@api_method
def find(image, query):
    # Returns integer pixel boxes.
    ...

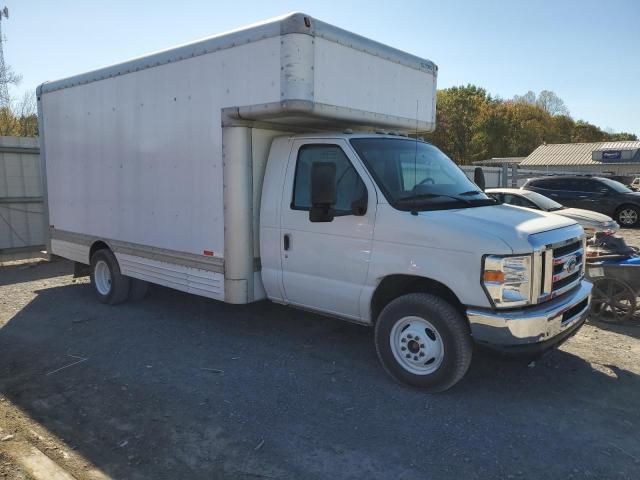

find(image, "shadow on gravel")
[586,317,640,341]
[0,259,71,287]
[1,277,640,480]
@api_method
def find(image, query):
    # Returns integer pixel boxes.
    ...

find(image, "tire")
[90,249,131,305]
[615,205,640,228]
[374,293,473,392]
[129,278,149,301]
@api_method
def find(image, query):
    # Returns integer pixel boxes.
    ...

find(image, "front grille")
[561,298,589,324]
[553,271,581,291]
[535,236,585,303]
[553,240,581,258]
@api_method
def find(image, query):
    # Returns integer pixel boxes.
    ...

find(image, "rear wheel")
[374,293,473,392]
[90,249,131,305]
[616,205,640,228]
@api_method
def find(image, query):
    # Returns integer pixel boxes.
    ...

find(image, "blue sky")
[8,0,640,135]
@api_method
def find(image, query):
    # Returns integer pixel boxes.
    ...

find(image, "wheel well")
[615,204,639,214]
[89,240,111,261]
[370,275,465,323]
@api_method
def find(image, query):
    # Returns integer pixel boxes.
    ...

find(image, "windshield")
[599,177,633,193]
[520,190,564,211]
[350,138,494,211]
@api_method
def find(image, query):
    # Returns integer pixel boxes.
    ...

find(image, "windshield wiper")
[398,193,473,206]
[458,190,482,196]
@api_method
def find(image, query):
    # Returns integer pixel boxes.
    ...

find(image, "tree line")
[0,58,39,137]
[0,92,38,137]
[425,85,638,165]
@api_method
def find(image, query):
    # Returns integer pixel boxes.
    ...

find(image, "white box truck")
[37,13,592,391]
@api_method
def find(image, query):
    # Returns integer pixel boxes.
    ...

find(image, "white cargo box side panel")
[42,37,281,261]
[313,37,436,126]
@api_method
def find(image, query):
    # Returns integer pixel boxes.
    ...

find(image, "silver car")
[487,188,618,236]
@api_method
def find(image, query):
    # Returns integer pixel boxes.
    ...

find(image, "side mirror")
[474,167,486,191]
[309,162,336,223]
[350,191,367,216]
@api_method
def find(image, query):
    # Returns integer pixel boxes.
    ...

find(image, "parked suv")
[522,176,640,227]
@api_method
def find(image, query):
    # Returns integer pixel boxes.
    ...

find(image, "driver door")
[279,139,377,320]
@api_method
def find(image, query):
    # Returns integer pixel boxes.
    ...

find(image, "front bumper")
[467,280,592,353]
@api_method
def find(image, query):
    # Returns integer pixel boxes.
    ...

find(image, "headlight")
[482,254,532,308]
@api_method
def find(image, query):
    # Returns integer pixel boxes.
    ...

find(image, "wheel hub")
[407,339,420,354]
[390,316,445,375]
[94,260,112,296]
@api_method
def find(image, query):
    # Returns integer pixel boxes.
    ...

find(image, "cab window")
[291,144,366,214]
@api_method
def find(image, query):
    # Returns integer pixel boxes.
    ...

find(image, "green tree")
[471,101,512,159]
[430,85,636,162]
[572,120,605,143]
[0,92,38,137]
[606,132,638,141]
[546,115,575,144]
[428,84,490,164]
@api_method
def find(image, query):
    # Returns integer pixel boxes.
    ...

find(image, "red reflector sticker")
[203,250,214,257]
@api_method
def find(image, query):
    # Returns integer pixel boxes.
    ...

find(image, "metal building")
[520,141,640,176]
[0,136,45,257]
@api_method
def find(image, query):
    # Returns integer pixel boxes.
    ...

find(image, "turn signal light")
[483,271,505,283]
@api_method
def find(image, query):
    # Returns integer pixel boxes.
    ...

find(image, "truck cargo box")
[38,12,437,303]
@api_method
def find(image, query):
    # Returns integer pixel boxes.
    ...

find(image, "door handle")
[283,234,291,251]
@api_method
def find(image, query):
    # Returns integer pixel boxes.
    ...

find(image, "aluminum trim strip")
[50,228,226,274]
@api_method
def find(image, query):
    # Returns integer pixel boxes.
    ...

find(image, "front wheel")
[374,293,473,392]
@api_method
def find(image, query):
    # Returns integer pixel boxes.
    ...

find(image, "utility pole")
[0,6,10,108]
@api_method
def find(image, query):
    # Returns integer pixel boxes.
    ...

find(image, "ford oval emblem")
[564,256,578,273]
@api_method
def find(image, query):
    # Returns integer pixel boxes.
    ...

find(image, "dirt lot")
[1,231,639,479]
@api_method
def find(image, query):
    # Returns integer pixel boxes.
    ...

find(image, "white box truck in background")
[38,13,591,391]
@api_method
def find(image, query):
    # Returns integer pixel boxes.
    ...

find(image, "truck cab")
[260,133,592,391]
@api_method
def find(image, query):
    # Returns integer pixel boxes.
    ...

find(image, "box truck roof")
[38,13,436,95]
[37,12,438,133]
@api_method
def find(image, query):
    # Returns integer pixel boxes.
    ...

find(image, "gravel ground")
[0,451,32,480]
[0,230,639,479]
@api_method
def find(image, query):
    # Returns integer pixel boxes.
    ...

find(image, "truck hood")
[412,204,579,254]
[438,204,576,236]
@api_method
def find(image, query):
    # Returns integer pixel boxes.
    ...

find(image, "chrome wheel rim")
[94,260,112,296]
[389,316,444,375]
[618,209,638,225]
